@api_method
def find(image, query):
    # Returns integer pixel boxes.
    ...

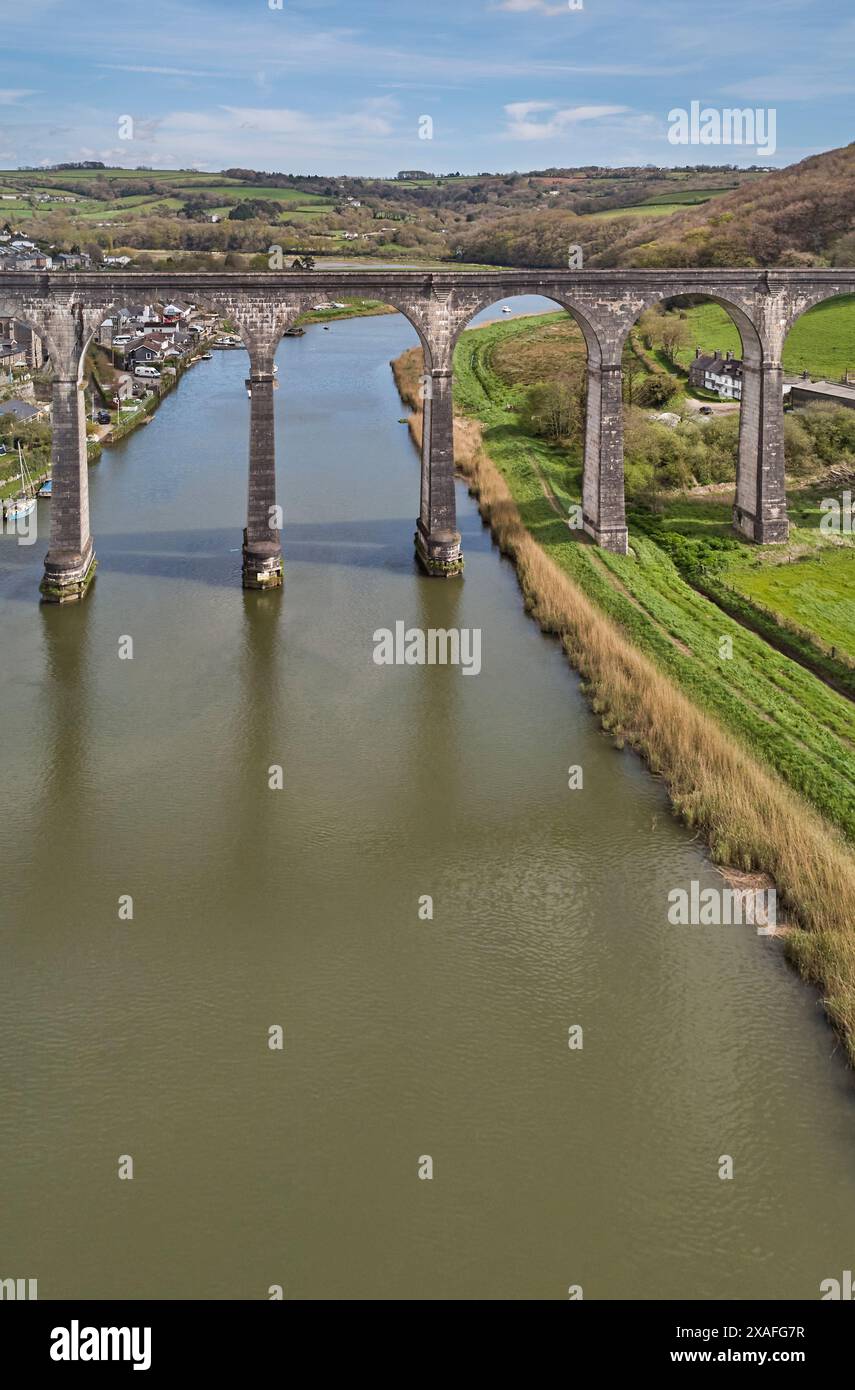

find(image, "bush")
[520,380,582,442]
[636,373,676,408]
[796,403,855,469]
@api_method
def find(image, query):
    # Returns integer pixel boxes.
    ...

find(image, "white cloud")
[216,101,395,141]
[494,0,569,14]
[99,64,221,78]
[0,90,38,105]
[504,101,555,120]
[65,99,406,171]
[504,101,629,139]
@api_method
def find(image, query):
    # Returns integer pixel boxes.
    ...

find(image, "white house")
[688,348,743,401]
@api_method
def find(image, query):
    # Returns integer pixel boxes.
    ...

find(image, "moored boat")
[4,444,36,520]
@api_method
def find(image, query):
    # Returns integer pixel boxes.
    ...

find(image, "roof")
[787,378,855,404]
[0,398,43,420]
[691,353,743,378]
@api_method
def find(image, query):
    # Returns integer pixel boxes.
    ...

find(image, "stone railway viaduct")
[1,268,853,600]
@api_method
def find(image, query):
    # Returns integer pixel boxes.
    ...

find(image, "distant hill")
[1,150,851,270]
[599,143,855,267]
[456,144,855,270]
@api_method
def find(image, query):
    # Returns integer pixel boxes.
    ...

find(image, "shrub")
[636,373,676,407]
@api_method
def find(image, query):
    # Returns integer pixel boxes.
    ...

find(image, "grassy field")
[170,185,330,203]
[725,548,855,660]
[589,185,741,220]
[590,204,686,220]
[639,187,735,205]
[0,169,334,228]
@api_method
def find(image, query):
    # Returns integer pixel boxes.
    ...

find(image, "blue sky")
[1,0,852,173]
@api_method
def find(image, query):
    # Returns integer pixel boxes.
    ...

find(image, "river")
[1,307,854,1300]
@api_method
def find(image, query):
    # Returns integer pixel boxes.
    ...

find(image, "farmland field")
[590,204,686,219]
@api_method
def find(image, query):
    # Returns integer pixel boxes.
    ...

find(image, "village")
[0,292,221,512]
[0,226,232,510]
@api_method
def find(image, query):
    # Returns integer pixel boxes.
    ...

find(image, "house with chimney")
[688,347,743,401]
[54,251,91,270]
[0,317,45,369]
[0,337,29,384]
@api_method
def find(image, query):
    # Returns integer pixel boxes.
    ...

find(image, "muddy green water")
[1,312,854,1300]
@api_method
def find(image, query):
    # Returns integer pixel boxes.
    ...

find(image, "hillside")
[455,144,855,270]
[600,143,855,268]
[0,163,767,267]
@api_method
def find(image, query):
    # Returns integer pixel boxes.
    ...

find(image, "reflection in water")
[36,601,96,918]
[410,576,465,821]
[230,590,287,886]
[39,599,93,820]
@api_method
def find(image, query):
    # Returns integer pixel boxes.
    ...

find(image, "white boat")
[4,443,36,520]
[501,306,512,314]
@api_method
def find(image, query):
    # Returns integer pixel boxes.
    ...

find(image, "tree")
[521,380,581,442]
[658,316,690,367]
[622,359,644,408]
[228,199,283,221]
[636,308,663,350]
[636,373,676,408]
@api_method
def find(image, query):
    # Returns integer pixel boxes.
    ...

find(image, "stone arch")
[779,284,855,344]
[0,297,67,377]
[448,288,603,366]
[0,295,53,390]
[78,298,144,376]
[619,289,786,544]
[367,292,435,370]
[447,289,626,551]
[780,288,855,366]
[616,289,763,367]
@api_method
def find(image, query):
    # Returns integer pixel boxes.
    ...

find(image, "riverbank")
[296,298,398,327]
[392,342,855,1065]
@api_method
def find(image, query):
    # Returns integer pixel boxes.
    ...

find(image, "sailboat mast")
[18,441,33,498]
